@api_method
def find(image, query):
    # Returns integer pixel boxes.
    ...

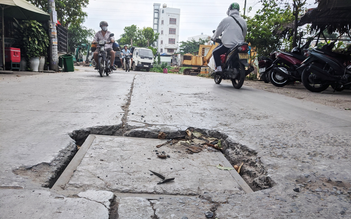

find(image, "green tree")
[119,25,159,47]
[28,0,89,27]
[68,24,95,53]
[246,0,295,57]
[142,27,159,47]
[179,39,207,55]
[148,46,157,57]
[119,25,138,46]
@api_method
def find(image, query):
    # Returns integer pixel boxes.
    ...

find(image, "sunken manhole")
[53,134,255,196]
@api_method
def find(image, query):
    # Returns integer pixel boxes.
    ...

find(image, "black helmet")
[99,21,108,27]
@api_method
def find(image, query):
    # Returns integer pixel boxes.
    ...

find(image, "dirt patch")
[244,80,351,110]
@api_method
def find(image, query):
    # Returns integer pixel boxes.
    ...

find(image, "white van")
[131,47,154,71]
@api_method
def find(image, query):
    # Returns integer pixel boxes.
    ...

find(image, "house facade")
[153,3,180,55]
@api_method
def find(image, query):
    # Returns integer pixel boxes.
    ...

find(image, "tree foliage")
[246,0,296,57]
[118,25,159,47]
[13,20,49,60]
[68,24,95,53]
[179,39,207,55]
[28,0,89,27]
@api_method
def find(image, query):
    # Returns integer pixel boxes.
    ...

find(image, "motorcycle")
[265,37,313,87]
[212,39,254,89]
[94,33,114,77]
[258,57,272,83]
[301,42,351,92]
[123,54,131,72]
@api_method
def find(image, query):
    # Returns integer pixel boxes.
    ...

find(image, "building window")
[170,18,176,24]
[154,13,158,18]
[161,40,163,45]
[161,20,164,25]
[161,49,163,52]
[167,49,174,53]
[169,38,175,44]
[169,28,176,35]
[161,30,163,35]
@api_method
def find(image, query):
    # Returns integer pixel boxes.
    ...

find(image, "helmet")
[229,2,240,11]
[99,21,108,27]
[124,45,128,48]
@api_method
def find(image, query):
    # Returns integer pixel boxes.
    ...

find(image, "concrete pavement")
[1,66,351,218]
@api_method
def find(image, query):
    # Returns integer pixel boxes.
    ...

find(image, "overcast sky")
[83,0,318,43]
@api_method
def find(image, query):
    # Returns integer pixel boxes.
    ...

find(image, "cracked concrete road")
[1,66,351,218]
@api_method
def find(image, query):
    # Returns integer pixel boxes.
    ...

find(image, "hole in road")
[13,125,274,192]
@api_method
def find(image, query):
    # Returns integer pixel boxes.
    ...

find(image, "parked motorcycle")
[212,39,254,89]
[301,42,351,92]
[265,37,313,87]
[94,33,114,77]
[258,57,272,83]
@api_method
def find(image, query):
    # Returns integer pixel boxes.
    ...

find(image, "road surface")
[0,67,350,218]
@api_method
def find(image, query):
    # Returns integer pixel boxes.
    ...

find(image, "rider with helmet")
[120,45,132,69]
[211,3,247,73]
[92,21,116,70]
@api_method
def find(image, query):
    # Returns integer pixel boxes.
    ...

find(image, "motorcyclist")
[120,45,132,69]
[211,3,247,73]
[92,21,116,70]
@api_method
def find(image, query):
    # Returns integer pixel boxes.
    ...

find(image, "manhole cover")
[53,135,252,195]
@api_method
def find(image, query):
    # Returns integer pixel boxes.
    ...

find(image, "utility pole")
[292,1,299,48]
[48,0,58,71]
[244,0,247,16]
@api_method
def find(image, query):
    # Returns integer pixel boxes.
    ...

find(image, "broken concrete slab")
[55,135,247,200]
[117,196,215,219]
[117,197,155,219]
[78,190,115,210]
[0,189,109,219]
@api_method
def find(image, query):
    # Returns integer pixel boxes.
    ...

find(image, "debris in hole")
[205,211,214,218]
[158,132,167,139]
[217,139,222,149]
[233,165,239,171]
[216,164,234,171]
[185,129,192,139]
[193,131,202,138]
[237,162,244,174]
[204,142,221,151]
[185,146,202,154]
[149,170,175,185]
[156,139,171,148]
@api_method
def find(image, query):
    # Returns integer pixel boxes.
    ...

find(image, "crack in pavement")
[147,199,160,219]
[121,75,136,133]
[108,195,118,219]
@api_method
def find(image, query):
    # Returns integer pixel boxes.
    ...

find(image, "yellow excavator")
[182,43,218,75]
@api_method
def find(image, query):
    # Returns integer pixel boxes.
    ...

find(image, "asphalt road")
[0,67,350,218]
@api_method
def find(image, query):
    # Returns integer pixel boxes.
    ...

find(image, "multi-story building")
[153,3,180,55]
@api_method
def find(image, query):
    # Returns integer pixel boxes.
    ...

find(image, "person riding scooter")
[92,21,116,70]
[120,45,132,69]
[211,2,247,73]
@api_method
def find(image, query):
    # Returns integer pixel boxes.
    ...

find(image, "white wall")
[154,5,180,55]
